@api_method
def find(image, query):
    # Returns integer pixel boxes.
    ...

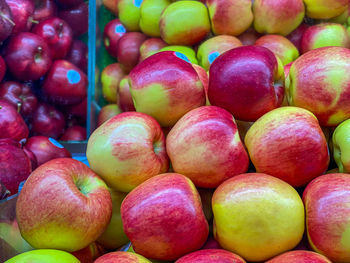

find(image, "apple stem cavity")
[17,102,22,113]
[153,141,161,155]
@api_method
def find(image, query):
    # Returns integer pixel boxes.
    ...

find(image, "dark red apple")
[0,55,6,82]
[103,19,126,58]
[24,135,71,166]
[0,99,29,142]
[32,16,73,59]
[5,0,34,35]
[42,60,87,105]
[65,39,87,73]
[0,81,38,117]
[0,179,10,200]
[22,146,38,170]
[31,103,66,139]
[33,0,57,22]
[4,32,52,81]
[0,138,32,195]
[60,125,86,141]
[56,0,83,8]
[64,97,87,120]
[58,2,88,37]
[0,0,14,43]
[287,23,309,53]
[117,32,147,72]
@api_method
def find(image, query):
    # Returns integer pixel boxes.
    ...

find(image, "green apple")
[159,45,198,64]
[333,119,350,173]
[5,249,80,263]
[118,0,143,31]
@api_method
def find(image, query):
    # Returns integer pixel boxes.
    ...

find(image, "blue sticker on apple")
[115,24,126,34]
[208,51,220,64]
[133,0,143,7]
[67,69,81,84]
[175,52,190,63]
[49,138,64,149]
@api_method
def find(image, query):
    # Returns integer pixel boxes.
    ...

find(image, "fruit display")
[3,0,350,262]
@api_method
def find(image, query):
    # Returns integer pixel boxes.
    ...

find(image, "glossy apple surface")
[103,18,126,58]
[58,2,88,37]
[117,0,142,31]
[5,0,34,35]
[5,249,80,263]
[0,0,14,42]
[175,249,246,263]
[266,250,332,263]
[65,39,88,73]
[33,0,57,22]
[303,0,348,19]
[94,251,151,263]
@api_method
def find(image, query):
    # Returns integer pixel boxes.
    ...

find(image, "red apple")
[121,173,209,261]
[266,250,332,263]
[139,38,167,62]
[4,32,52,81]
[24,135,71,166]
[103,19,126,59]
[167,106,249,188]
[16,158,113,252]
[175,249,246,263]
[237,27,262,46]
[0,139,32,195]
[117,32,147,72]
[0,99,29,142]
[60,125,86,141]
[64,97,87,121]
[287,23,309,53]
[0,55,6,82]
[33,0,57,22]
[101,63,126,103]
[56,0,83,8]
[42,60,87,105]
[22,146,38,170]
[71,242,104,263]
[201,236,222,250]
[97,104,122,126]
[0,0,14,43]
[5,0,34,35]
[118,75,135,112]
[65,39,88,73]
[58,2,88,37]
[0,81,38,117]
[208,45,284,122]
[94,251,151,263]
[31,103,66,139]
[32,17,73,59]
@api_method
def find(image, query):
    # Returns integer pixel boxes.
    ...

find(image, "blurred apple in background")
[86,112,169,192]
[129,51,205,127]
[24,136,71,166]
[5,249,80,263]
[303,0,348,19]
[167,106,249,188]
[332,118,350,173]
[56,0,83,8]
[201,235,222,250]
[175,249,246,263]
[5,0,34,35]
[118,75,136,112]
[117,0,142,31]
[16,158,112,252]
[139,38,167,61]
[33,0,57,22]
[303,173,350,262]
[286,47,350,126]
[0,0,14,43]
[103,0,119,16]
[71,242,104,263]
[65,40,88,73]
[121,173,209,261]
[245,107,329,187]
[101,63,125,103]
[287,23,309,53]
[4,32,52,81]
[0,99,28,142]
[207,0,253,36]
[197,35,242,71]
[0,56,6,82]
[58,1,88,37]
[60,125,86,141]
[212,173,304,262]
[208,45,284,122]
[64,98,87,121]
[103,19,126,59]
[94,251,151,263]
[237,27,261,45]
[159,1,210,46]
[197,188,213,222]
[22,146,38,170]
[301,23,350,53]
[159,45,198,64]
[97,104,122,126]
[266,250,332,263]
[255,35,299,65]
[253,0,304,36]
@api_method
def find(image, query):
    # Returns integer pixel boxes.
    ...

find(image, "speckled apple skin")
[175,249,245,263]
[94,251,151,263]
[303,0,348,19]
[266,250,332,263]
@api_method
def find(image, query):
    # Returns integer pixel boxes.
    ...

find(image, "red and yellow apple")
[333,118,350,173]
[118,75,136,112]
[97,104,122,126]
[303,0,348,19]
[175,249,246,263]
[266,250,332,263]
[139,38,167,62]
[101,63,126,103]
[94,251,151,263]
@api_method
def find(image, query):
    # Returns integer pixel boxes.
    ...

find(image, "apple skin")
[97,189,129,249]
[103,0,119,15]
[303,173,350,262]
[24,136,71,166]
[201,235,222,250]
[32,17,73,60]
[129,51,205,127]
[101,63,126,103]
[31,103,66,139]
[58,2,88,37]
[244,107,329,187]
[212,173,305,262]
[0,139,32,195]
[5,0,34,35]
[60,125,86,141]
[0,99,29,142]
[255,35,299,66]
[121,173,209,261]
[117,32,147,73]
[139,38,167,62]
[191,64,209,105]
[0,0,14,43]
[4,249,80,263]
[0,55,6,81]
[253,0,305,36]
[33,0,57,22]
[266,250,332,263]
[97,104,122,126]
[286,46,350,126]
[65,39,88,73]
[237,28,262,46]
[118,75,136,112]
[42,60,87,106]
[332,118,350,173]
[159,1,211,46]
[301,23,350,54]
[286,23,309,53]
[284,62,292,78]
[64,97,87,121]
[86,112,169,192]
[0,81,38,117]
[94,251,151,263]
[71,242,104,263]
[175,249,246,263]
[159,45,198,65]
[303,0,348,19]
[103,19,126,59]
[139,0,170,37]
[197,35,242,71]
[4,32,52,81]
[117,0,142,31]
[166,106,249,188]
[16,158,112,252]
[207,0,253,36]
[208,45,284,122]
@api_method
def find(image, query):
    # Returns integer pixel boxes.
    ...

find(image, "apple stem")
[0,106,2,109]
[0,13,15,26]
[31,19,39,24]
[17,102,22,113]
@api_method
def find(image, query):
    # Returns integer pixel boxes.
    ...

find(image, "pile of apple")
[5,0,350,262]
